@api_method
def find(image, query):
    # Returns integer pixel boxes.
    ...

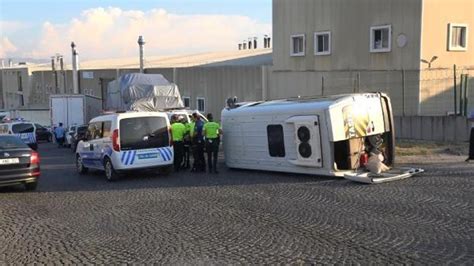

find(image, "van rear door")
[119,117,169,150]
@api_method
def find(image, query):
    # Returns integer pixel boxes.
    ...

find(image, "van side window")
[87,122,103,140]
[102,121,112,138]
[0,125,9,134]
[267,124,285,157]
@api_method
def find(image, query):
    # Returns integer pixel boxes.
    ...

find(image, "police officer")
[170,115,186,172]
[182,117,191,169]
[191,113,206,172]
[203,113,222,173]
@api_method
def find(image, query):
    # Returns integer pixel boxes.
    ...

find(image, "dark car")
[0,135,40,191]
[70,125,88,152]
[35,123,52,142]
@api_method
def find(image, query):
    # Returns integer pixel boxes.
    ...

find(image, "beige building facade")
[271,0,473,116]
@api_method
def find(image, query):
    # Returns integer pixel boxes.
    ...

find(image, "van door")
[80,122,103,169]
[285,115,323,168]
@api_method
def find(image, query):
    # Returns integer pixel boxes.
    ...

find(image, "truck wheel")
[104,158,118,181]
[76,155,88,174]
[25,181,38,191]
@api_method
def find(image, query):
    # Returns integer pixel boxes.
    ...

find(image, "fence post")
[459,74,464,116]
[453,64,457,115]
[402,69,406,116]
[357,72,360,92]
[321,75,325,96]
[464,74,469,116]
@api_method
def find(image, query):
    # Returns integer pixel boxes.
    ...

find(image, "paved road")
[0,143,472,264]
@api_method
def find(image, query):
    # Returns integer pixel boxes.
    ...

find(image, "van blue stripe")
[164,148,171,160]
[162,149,169,161]
[130,151,136,165]
[125,151,132,165]
[121,151,127,164]
[159,148,169,161]
[167,147,173,159]
[158,149,167,161]
[164,148,171,161]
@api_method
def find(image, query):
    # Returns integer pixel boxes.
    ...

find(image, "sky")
[0,0,272,61]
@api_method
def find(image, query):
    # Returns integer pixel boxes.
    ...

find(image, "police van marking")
[119,147,173,165]
[15,133,36,144]
[121,151,137,165]
[157,147,172,161]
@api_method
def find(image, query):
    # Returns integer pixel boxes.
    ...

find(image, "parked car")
[35,123,52,142]
[70,125,88,152]
[65,125,77,147]
[76,111,173,181]
[0,121,38,150]
[0,135,40,190]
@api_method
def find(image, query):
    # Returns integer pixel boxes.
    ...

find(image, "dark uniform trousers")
[173,141,184,171]
[192,139,206,171]
[206,138,219,171]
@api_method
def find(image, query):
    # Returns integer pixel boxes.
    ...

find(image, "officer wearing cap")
[203,113,222,173]
[170,115,186,172]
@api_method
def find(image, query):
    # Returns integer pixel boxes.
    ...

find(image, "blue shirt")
[194,120,204,141]
[54,126,65,138]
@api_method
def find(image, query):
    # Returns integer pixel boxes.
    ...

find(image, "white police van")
[75,111,173,181]
[0,120,38,150]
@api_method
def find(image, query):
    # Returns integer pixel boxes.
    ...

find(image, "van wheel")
[76,155,88,174]
[104,158,118,181]
[25,181,37,191]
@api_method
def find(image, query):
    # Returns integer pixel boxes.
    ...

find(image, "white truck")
[50,94,102,129]
[221,92,423,184]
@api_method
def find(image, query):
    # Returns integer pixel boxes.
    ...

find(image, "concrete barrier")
[395,116,470,142]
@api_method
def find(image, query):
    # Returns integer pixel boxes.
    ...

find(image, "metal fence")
[288,67,474,116]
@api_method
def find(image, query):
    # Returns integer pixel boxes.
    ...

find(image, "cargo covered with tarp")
[105,73,184,111]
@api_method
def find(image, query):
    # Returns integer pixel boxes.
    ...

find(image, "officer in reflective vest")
[203,113,222,173]
[171,115,186,172]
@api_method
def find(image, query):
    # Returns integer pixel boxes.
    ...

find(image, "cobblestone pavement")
[0,143,472,264]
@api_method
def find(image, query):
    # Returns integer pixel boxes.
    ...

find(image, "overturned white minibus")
[221,93,422,183]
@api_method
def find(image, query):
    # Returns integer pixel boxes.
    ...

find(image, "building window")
[314,31,331,55]
[267,125,285,157]
[448,23,468,51]
[197,97,205,112]
[183,96,190,108]
[370,25,391,53]
[290,34,305,56]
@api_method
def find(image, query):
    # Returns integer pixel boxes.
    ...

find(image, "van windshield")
[12,123,35,133]
[120,117,169,150]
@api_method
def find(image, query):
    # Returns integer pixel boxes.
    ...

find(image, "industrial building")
[0,0,473,140]
[271,0,473,116]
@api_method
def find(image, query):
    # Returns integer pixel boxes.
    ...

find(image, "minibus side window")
[267,124,285,157]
